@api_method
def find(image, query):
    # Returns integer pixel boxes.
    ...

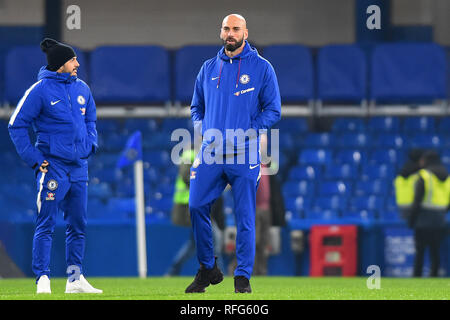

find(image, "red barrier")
[310,225,357,276]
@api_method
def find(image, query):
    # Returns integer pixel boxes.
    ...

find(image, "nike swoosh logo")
[211,77,219,80]
[51,100,61,105]
[249,164,260,169]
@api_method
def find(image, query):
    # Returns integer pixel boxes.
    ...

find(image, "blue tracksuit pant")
[33,165,87,279]
[189,155,260,280]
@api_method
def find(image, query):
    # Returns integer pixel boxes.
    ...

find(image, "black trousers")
[413,228,446,277]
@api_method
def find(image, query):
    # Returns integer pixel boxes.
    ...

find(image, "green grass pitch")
[0,276,449,300]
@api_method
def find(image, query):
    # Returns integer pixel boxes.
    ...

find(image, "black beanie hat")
[421,150,441,166]
[40,38,76,71]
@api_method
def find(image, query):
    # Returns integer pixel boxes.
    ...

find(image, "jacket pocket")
[76,137,92,159]
[50,134,75,161]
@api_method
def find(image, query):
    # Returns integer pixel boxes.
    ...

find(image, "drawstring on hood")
[216,40,254,89]
[216,60,223,89]
[236,58,241,88]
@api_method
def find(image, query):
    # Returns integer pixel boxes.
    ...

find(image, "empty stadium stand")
[89,46,170,104]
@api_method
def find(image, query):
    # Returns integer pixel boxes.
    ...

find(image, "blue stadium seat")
[155,181,175,197]
[107,197,135,219]
[144,132,174,151]
[385,195,398,212]
[350,196,385,212]
[441,149,450,165]
[361,164,395,180]
[161,118,193,132]
[282,180,315,198]
[279,132,295,151]
[5,45,87,105]
[312,196,347,212]
[367,116,401,133]
[164,165,179,180]
[114,176,135,198]
[87,198,110,219]
[369,149,403,166]
[323,164,358,180]
[0,45,11,106]
[336,133,370,149]
[402,116,436,134]
[123,119,158,134]
[273,118,309,133]
[304,133,336,149]
[90,46,170,104]
[0,151,20,168]
[90,167,123,184]
[174,45,222,104]
[439,134,450,150]
[262,45,314,103]
[342,210,376,222]
[298,149,332,165]
[88,181,113,200]
[92,152,121,168]
[148,195,173,213]
[370,43,447,102]
[331,117,366,132]
[319,181,352,196]
[10,182,35,207]
[379,210,402,222]
[317,45,367,102]
[288,165,322,180]
[143,150,170,167]
[277,152,290,174]
[304,209,339,220]
[409,134,442,149]
[284,196,312,217]
[334,150,367,166]
[371,133,408,149]
[354,179,388,197]
[438,117,450,133]
[96,119,122,133]
[100,132,129,152]
[144,166,160,185]
[0,120,15,151]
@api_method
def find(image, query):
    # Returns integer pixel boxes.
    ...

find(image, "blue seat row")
[1,43,447,106]
[298,149,405,167]
[285,194,397,217]
[288,163,397,181]
[289,208,401,222]
[283,179,392,198]
[91,116,450,135]
[330,116,446,133]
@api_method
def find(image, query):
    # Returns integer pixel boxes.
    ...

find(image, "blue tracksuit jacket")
[8,66,98,279]
[191,40,281,156]
[8,66,98,180]
[189,41,281,280]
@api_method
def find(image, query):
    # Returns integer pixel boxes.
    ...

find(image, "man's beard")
[223,37,244,52]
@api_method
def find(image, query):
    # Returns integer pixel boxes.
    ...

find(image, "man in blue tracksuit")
[185,14,281,293]
[8,38,102,294]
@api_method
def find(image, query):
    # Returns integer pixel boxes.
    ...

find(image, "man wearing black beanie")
[8,38,102,294]
[40,38,78,72]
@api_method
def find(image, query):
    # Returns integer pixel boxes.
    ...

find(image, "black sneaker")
[234,276,252,293]
[185,257,223,293]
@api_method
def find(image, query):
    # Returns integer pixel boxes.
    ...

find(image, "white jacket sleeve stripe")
[9,80,42,126]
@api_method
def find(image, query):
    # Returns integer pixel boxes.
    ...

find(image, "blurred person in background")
[253,133,272,275]
[395,149,425,221]
[409,150,450,277]
[167,148,225,276]
[8,38,101,294]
